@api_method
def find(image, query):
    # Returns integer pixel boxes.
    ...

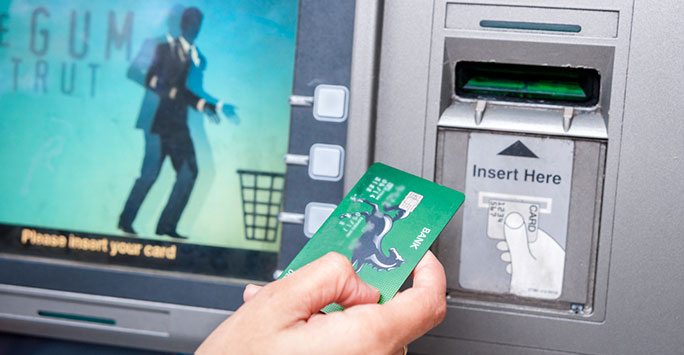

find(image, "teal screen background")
[0,0,298,252]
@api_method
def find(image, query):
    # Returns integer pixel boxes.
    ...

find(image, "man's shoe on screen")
[118,221,137,235]
[156,228,189,239]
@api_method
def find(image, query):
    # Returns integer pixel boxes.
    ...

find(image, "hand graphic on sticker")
[497,212,565,299]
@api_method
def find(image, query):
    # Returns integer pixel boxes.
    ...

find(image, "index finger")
[247,252,380,324]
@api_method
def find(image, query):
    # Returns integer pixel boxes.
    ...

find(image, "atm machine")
[1,0,683,354]
[342,1,683,353]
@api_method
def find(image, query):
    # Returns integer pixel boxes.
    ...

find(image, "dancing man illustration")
[118,7,235,239]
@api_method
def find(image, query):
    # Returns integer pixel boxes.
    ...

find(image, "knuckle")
[415,291,447,328]
[428,293,447,326]
[433,297,447,325]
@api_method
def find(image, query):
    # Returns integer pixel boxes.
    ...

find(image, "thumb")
[503,213,534,265]
[256,252,380,320]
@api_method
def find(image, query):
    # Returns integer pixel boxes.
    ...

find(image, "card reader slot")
[455,62,600,107]
[438,102,608,140]
[37,310,116,325]
[479,20,581,33]
[0,286,171,334]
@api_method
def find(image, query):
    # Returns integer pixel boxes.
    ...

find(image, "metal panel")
[418,1,684,352]
[0,255,246,310]
[435,129,605,311]
[344,0,385,193]
[278,0,357,270]
[371,0,684,354]
[398,0,684,354]
[374,1,436,176]
[411,335,577,354]
[445,4,619,38]
[0,285,229,353]
[438,37,616,133]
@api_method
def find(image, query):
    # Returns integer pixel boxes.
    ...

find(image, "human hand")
[205,103,220,124]
[499,212,565,299]
[218,101,240,125]
[196,251,447,355]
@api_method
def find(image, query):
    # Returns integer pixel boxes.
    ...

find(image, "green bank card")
[280,163,465,312]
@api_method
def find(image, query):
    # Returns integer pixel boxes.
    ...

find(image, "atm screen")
[0,0,298,281]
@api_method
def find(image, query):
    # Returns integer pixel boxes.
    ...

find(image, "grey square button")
[308,144,345,181]
[304,202,337,238]
[313,85,349,122]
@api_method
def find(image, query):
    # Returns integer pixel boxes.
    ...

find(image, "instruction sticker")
[459,133,574,300]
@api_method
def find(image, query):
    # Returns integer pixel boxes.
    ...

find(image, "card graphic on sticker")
[280,163,465,312]
[487,199,540,243]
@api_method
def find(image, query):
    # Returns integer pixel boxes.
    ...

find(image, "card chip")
[399,191,423,213]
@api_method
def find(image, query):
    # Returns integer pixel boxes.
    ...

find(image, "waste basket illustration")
[237,170,285,242]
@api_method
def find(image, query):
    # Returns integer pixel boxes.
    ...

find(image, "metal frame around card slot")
[433,128,606,320]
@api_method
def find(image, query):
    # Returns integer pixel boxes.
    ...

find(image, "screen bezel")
[0,253,247,310]
[0,0,358,315]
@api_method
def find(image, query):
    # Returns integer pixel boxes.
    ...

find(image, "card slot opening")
[455,61,600,107]
[480,20,582,33]
[38,310,116,325]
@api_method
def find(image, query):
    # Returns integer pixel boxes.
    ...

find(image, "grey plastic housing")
[352,0,684,354]
[3,1,684,354]
[435,129,605,312]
